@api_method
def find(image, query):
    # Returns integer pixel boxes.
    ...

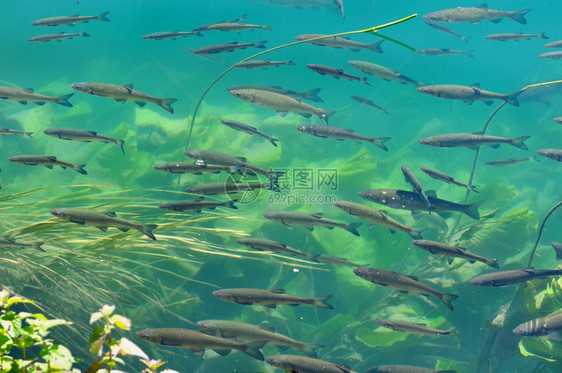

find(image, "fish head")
[266,355,287,368]
[50,208,69,219]
[184,150,201,159]
[333,200,350,212]
[359,189,388,205]
[71,82,91,93]
[43,128,55,136]
[212,289,234,302]
[229,89,254,103]
[417,85,440,97]
[375,320,390,328]
[423,12,448,22]
[352,266,370,280]
[418,137,440,147]
[262,211,277,221]
[136,329,163,344]
[296,125,309,133]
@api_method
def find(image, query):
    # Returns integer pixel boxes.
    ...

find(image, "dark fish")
[417,84,521,106]
[423,5,530,24]
[545,41,562,48]
[359,189,484,219]
[186,41,267,55]
[0,86,73,107]
[263,211,361,236]
[350,95,388,114]
[28,32,90,42]
[297,125,390,151]
[220,119,279,147]
[226,85,323,103]
[136,328,265,360]
[315,255,360,268]
[415,48,473,57]
[142,31,199,40]
[539,51,562,60]
[537,148,562,162]
[213,288,333,309]
[485,32,548,42]
[295,33,383,53]
[153,162,234,174]
[197,320,323,357]
[412,239,499,268]
[485,156,540,166]
[71,82,176,113]
[424,21,468,42]
[267,354,358,373]
[201,22,271,32]
[348,60,422,87]
[420,167,478,193]
[0,128,33,137]
[51,208,157,240]
[469,268,562,287]
[185,181,269,195]
[236,237,316,261]
[9,155,86,175]
[513,310,562,336]
[401,165,434,213]
[553,242,562,261]
[353,267,458,310]
[43,128,124,154]
[376,319,454,336]
[366,366,456,373]
[31,11,110,26]
[334,200,425,239]
[419,133,530,150]
[0,238,45,252]
[233,59,295,70]
[159,197,237,212]
[306,64,370,85]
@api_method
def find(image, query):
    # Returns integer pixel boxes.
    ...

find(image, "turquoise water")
[1,1,562,372]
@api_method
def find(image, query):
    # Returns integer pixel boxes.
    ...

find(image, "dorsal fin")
[23,88,34,93]
[469,82,481,88]
[103,212,117,217]
[123,84,134,90]
[426,190,438,198]
[270,289,285,294]
[405,274,419,281]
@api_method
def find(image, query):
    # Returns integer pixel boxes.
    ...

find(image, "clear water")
[1,1,561,372]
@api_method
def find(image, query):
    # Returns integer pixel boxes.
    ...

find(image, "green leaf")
[117,337,148,359]
[5,297,34,308]
[518,336,562,363]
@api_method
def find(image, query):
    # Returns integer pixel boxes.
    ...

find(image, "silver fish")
[186,41,266,55]
[0,128,33,137]
[263,211,361,236]
[537,148,562,162]
[43,128,124,154]
[213,288,333,309]
[539,51,562,60]
[417,84,521,106]
[307,64,369,85]
[233,59,295,70]
[0,238,44,252]
[401,165,434,213]
[226,85,323,103]
[350,95,388,114]
[153,162,234,174]
[295,33,383,53]
[267,354,358,373]
[553,242,562,261]
[469,268,562,287]
[544,41,562,48]
[376,319,454,336]
[366,366,456,373]
[142,31,199,40]
[201,22,271,32]
[419,167,478,193]
[424,21,468,43]
[419,133,530,150]
[0,86,73,107]
[159,197,237,212]
[348,60,422,87]
[192,14,247,33]
[485,156,540,166]
[185,181,269,195]
[423,5,530,24]
[9,155,86,175]
[31,11,110,26]
[236,237,316,261]
[220,119,279,147]
[297,125,390,151]
[412,239,499,268]
[28,32,90,42]
[415,48,473,57]
[485,32,547,42]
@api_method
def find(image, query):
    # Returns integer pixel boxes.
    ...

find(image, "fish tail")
[487,259,500,269]
[313,295,333,309]
[505,90,522,106]
[24,132,33,138]
[367,39,384,53]
[307,253,320,262]
[361,77,370,86]
[242,340,266,361]
[81,32,91,37]
[302,87,323,103]
[541,32,548,39]
[268,137,279,147]
[97,11,111,22]
[74,164,87,175]
[344,222,362,236]
[32,242,46,252]
[159,98,177,114]
[371,137,390,151]
[254,40,267,49]
[141,224,158,240]
[56,93,74,107]
[463,200,485,219]
[510,9,531,25]
[467,184,479,193]
[116,139,125,154]
[408,227,428,240]
[320,110,336,125]
[440,293,459,311]
[301,343,324,358]
[510,135,530,150]
[462,35,469,43]
[225,199,238,209]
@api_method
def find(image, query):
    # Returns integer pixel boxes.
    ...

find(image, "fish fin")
[32,242,46,252]
[134,101,146,107]
[123,84,134,90]
[487,259,500,269]
[282,222,293,229]
[372,137,390,151]
[117,139,125,155]
[408,227,428,240]
[510,135,530,150]
[160,98,177,114]
[103,212,117,217]
[307,253,320,263]
[305,226,314,231]
[426,190,438,198]
[483,100,494,106]
[313,295,333,309]
[277,111,288,117]
[463,100,474,105]
[225,200,238,209]
[411,211,422,220]
[34,102,45,106]
[23,88,34,93]
[44,165,53,169]
[388,229,396,234]
[96,11,111,22]
[96,226,108,231]
[18,101,28,105]
[405,274,419,281]
[398,290,409,294]
[447,257,454,265]
[235,157,247,162]
[115,99,126,104]
[270,289,285,294]
[258,325,275,332]
[69,218,85,225]
[506,90,522,106]
[212,349,231,356]
[437,211,453,219]
[117,227,130,232]
[463,200,485,219]
[345,222,362,236]
[277,345,290,351]
[302,343,324,358]
[303,87,323,103]
[242,340,266,361]
[142,224,158,240]
[441,293,459,311]
[264,304,277,309]
[298,113,312,118]
[268,137,279,147]
[74,164,87,175]
[468,259,476,263]
[191,349,205,356]
[511,9,531,25]
[490,18,502,23]
[368,39,384,53]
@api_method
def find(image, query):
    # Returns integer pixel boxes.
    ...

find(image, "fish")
[334,200,425,239]
[306,64,370,85]
[554,117,562,124]
[412,239,499,268]
[233,59,295,70]
[28,32,90,42]
[212,288,333,309]
[260,0,333,9]
[136,328,265,360]
[359,189,484,220]
[226,85,323,103]
[537,148,562,162]
[366,366,456,373]
[485,32,548,42]
[376,319,454,336]
[334,0,344,20]
[415,48,473,57]
[0,128,33,137]
[198,22,271,32]
[418,133,530,150]
[513,310,562,336]
[267,354,358,373]
[485,156,540,166]
[295,33,383,53]
[220,119,279,147]
[159,197,237,212]
[0,238,45,252]
[553,242,562,261]
[0,86,73,107]
[43,128,125,154]
[263,211,361,236]
[141,31,199,40]
[297,125,390,151]
[152,162,235,174]
[229,88,335,125]
[236,237,317,261]
[469,268,562,287]
[8,155,86,175]
[315,255,360,267]
[71,82,176,113]
[401,165,434,213]
[350,95,388,114]
[186,41,267,55]
[31,11,110,26]
[185,181,270,195]
[423,5,531,25]
[419,166,478,193]
[50,208,157,240]
[192,14,247,33]
[353,267,458,310]
[197,320,323,357]
[539,51,562,60]
[424,21,468,43]
[184,149,272,176]
[348,60,422,87]
[417,84,521,106]
[544,40,562,48]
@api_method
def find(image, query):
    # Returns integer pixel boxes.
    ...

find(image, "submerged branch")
[527,201,562,268]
